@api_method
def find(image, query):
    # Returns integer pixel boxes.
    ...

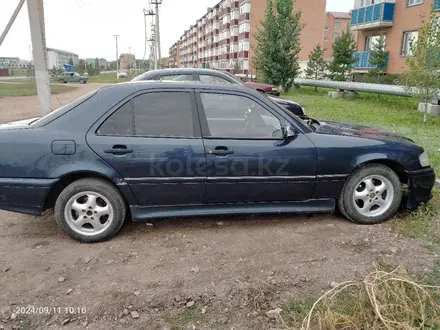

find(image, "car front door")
[196,91,317,203]
[86,89,207,207]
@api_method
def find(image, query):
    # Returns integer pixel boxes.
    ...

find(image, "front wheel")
[54,178,126,243]
[338,164,402,224]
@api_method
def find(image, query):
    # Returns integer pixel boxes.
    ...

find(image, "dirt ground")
[0,84,437,330]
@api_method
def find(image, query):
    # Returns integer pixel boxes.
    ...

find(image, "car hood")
[243,81,276,90]
[0,118,38,131]
[268,96,301,107]
[315,120,415,144]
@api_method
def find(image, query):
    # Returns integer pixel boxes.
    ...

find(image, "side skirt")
[130,199,335,222]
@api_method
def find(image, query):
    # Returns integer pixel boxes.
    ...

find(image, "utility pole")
[143,8,155,72]
[27,0,51,115]
[0,0,25,47]
[114,34,119,79]
[150,0,162,69]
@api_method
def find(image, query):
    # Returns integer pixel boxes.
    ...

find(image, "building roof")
[46,47,78,56]
[327,12,351,19]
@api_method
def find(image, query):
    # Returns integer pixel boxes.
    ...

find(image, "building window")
[333,32,339,40]
[325,26,329,31]
[335,22,341,28]
[365,35,386,51]
[407,0,423,6]
[360,0,376,7]
[324,37,329,42]
[402,31,419,56]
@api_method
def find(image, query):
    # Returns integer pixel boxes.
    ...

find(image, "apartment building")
[351,0,440,74]
[171,0,326,76]
[46,48,79,69]
[323,12,352,60]
[168,43,180,68]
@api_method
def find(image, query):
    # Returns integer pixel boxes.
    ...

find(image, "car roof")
[98,80,256,94]
[131,68,238,81]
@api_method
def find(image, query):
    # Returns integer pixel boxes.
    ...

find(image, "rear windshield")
[32,90,97,127]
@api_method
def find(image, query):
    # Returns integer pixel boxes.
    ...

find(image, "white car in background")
[117,71,128,78]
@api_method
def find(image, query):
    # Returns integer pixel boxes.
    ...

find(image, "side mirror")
[283,125,296,140]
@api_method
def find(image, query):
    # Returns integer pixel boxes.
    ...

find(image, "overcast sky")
[0,0,353,61]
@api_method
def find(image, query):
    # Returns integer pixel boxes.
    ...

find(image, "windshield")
[32,90,97,127]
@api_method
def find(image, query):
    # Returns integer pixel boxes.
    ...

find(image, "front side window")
[200,93,282,139]
[98,92,195,137]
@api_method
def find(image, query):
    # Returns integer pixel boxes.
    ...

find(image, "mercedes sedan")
[0,82,435,242]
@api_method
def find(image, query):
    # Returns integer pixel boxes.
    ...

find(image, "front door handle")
[104,145,133,155]
[208,147,234,156]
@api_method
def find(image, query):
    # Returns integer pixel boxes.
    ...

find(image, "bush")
[362,70,401,85]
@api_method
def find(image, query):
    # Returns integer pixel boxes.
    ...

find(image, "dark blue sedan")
[0,82,435,242]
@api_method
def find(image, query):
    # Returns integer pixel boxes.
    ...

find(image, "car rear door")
[86,88,207,207]
[195,90,317,203]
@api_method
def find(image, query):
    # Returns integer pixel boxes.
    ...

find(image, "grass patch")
[165,305,206,330]
[391,189,440,252]
[0,83,76,97]
[284,87,440,175]
[286,266,440,330]
[86,72,137,84]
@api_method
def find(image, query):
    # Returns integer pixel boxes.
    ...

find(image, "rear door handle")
[208,147,234,156]
[104,145,133,155]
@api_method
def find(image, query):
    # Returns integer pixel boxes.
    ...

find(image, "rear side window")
[98,101,134,135]
[97,92,196,138]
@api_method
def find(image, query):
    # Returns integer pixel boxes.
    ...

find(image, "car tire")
[338,164,402,225]
[79,79,85,84]
[54,178,126,243]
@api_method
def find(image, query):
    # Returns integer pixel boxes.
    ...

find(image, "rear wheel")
[79,79,85,84]
[54,178,126,243]
[338,164,402,224]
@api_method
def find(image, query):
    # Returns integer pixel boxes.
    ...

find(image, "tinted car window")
[160,74,193,81]
[134,92,195,137]
[199,75,232,84]
[98,101,134,136]
[200,93,282,139]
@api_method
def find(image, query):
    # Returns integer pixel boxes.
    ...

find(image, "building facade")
[168,43,180,68]
[0,57,31,69]
[323,12,352,60]
[171,0,326,76]
[119,54,136,70]
[46,48,79,69]
[351,0,440,74]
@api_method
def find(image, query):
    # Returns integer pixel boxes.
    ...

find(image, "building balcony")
[435,0,440,10]
[352,51,389,70]
[351,1,395,31]
[239,13,250,21]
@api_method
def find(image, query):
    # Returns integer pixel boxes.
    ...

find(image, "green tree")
[94,58,101,75]
[27,65,35,78]
[78,59,85,75]
[253,0,302,91]
[232,61,241,75]
[369,35,388,84]
[50,65,59,76]
[327,29,357,81]
[304,44,326,91]
[87,61,96,76]
[400,12,440,122]
[68,58,74,66]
